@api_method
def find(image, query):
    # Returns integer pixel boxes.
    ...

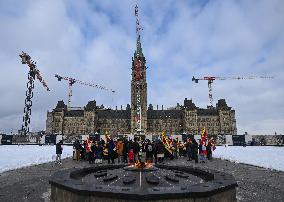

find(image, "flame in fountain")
[127,159,153,169]
[132,160,153,169]
[145,160,153,168]
[135,160,145,169]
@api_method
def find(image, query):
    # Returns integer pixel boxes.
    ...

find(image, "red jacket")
[128,150,134,161]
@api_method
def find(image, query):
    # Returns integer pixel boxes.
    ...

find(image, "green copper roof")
[135,35,143,57]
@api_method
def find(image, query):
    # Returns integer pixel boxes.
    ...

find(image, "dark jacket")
[123,140,129,155]
[95,144,103,159]
[145,143,153,158]
[74,141,81,150]
[157,142,165,154]
[192,141,199,154]
[198,144,202,154]
[107,140,115,154]
[90,144,95,154]
[186,142,193,153]
[133,141,140,154]
[56,143,63,154]
[206,142,212,152]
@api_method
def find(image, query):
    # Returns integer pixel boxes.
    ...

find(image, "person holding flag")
[85,137,91,163]
[156,140,165,163]
[107,137,116,164]
[199,127,208,162]
[206,137,216,160]
[161,132,173,159]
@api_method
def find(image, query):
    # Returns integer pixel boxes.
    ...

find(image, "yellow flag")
[161,132,172,154]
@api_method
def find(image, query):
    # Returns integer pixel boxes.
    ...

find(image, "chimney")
[121,105,122,110]
[116,106,117,110]
[157,105,158,110]
[162,105,163,110]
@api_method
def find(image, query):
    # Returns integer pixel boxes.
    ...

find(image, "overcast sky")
[0,0,283,135]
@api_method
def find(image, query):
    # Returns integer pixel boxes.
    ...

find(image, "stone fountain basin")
[49,164,237,202]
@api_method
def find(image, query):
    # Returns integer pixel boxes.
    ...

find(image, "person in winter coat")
[133,138,140,162]
[145,140,153,162]
[157,141,165,163]
[85,139,91,162]
[206,139,212,160]
[56,140,63,164]
[128,149,134,164]
[123,138,129,163]
[198,140,204,162]
[74,140,81,161]
[89,142,95,164]
[186,139,193,161]
[83,140,87,160]
[72,141,76,160]
[153,141,158,164]
[79,143,84,160]
[116,139,124,164]
[192,139,199,163]
[200,141,207,163]
[94,142,103,164]
[172,139,178,159]
[107,139,116,164]
[178,142,184,157]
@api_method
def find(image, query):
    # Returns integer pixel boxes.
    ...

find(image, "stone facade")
[46,99,236,136]
[131,35,148,134]
[46,35,237,137]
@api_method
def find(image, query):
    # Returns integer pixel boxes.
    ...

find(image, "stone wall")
[46,99,237,137]
[50,187,236,202]
[49,164,237,202]
[46,111,53,134]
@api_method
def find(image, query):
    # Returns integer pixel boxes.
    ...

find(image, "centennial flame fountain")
[49,160,237,202]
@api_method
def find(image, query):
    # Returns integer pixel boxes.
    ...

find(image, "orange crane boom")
[55,74,115,109]
[192,75,273,106]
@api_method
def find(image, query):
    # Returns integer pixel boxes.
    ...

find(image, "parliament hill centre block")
[46,35,237,137]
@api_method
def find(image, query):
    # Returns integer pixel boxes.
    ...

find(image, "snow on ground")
[0,145,73,173]
[213,146,284,172]
[0,145,283,173]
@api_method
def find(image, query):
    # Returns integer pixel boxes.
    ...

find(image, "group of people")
[184,138,215,163]
[72,138,158,164]
[70,136,216,164]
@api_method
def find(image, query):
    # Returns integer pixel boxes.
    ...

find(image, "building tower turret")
[131,5,147,134]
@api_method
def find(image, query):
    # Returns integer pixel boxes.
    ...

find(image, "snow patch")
[214,146,284,172]
[0,145,73,173]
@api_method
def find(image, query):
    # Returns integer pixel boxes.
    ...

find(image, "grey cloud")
[0,0,283,135]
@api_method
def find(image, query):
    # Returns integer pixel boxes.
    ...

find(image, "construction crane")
[55,74,115,109]
[192,75,273,106]
[19,51,50,136]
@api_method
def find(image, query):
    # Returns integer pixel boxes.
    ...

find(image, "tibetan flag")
[161,132,169,147]
[161,132,173,155]
[201,127,208,142]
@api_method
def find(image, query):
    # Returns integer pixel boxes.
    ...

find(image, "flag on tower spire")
[134,5,143,57]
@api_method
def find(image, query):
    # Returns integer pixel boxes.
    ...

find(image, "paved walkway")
[0,157,283,202]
